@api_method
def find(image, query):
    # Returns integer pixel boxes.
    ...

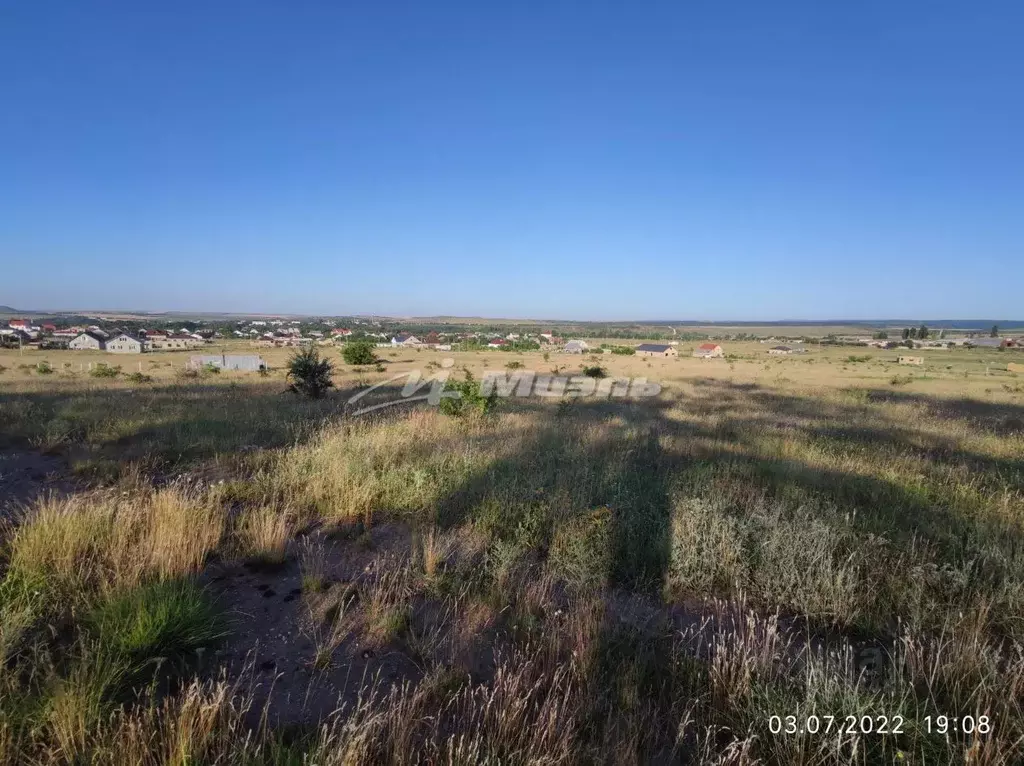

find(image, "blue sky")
[1,2,1021,320]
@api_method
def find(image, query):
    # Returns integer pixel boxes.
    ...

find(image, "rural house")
[391,334,422,347]
[487,338,508,348]
[693,343,724,359]
[635,343,677,357]
[768,346,793,355]
[146,333,202,351]
[69,331,106,351]
[562,340,589,354]
[106,333,144,354]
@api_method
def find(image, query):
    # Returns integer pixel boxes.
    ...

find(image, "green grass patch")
[86,579,225,663]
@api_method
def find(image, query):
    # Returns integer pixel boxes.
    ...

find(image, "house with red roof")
[693,343,725,359]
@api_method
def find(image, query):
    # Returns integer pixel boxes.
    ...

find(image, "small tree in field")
[992,325,999,338]
[342,340,377,365]
[918,324,929,340]
[286,347,334,398]
[439,370,497,417]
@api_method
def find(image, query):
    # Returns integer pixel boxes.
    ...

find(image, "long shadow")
[4,374,1022,626]
[0,380,391,476]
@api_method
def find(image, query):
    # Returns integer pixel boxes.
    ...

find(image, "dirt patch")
[0,449,72,520]
[202,523,425,727]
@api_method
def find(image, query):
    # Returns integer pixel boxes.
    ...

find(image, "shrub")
[342,340,377,365]
[125,372,153,384]
[582,365,607,378]
[201,362,221,375]
[439,370,498,417]
[36,361,54,375]
[286,347,334,398]
[890,374,913,386]
[90,363,121,379]
[506,360,524,370]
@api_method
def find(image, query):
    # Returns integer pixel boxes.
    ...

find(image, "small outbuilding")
[635,343,677,358]
[898,356,924,366]
[562,340,589,354]
[768,346,793,355]
[189,354,267,372]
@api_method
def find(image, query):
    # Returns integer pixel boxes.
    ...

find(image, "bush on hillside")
[90,363,121,379]
[342,341,377,366]
[439,370,498,417]
[286,347,334,398]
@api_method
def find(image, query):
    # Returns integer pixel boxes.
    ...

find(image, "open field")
[1,341,1023,764]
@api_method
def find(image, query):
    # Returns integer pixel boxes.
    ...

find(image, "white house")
[562,340,589,354]
[146,334,202,351]
[391,334,422,347]
[69,331,106,351]
[106,333,144,354]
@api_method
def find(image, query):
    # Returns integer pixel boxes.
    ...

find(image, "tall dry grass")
[1,369,1023,762]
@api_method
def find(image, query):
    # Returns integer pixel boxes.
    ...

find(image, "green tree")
[918,324,929,340]
[991,324,999,338]
[908,327,918,339]
[901,328,910,340]
[286,347,334,398]
[341,340,377,365]
[873,331,888,340]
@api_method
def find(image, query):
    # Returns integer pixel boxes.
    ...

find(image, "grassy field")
[1,341,1023,764]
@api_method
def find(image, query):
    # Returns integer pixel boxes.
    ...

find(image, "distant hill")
[0,305,20,314]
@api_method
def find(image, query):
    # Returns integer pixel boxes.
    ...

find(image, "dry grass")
[1,344,1023,762]
[234,506,290,567]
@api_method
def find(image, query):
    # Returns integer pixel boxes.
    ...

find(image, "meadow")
[1,340,1023,764]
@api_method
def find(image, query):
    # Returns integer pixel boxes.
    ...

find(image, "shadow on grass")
[0,380,409,477]
[3,376,1023,616]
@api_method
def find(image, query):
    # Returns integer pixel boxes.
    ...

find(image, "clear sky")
[1,2,1021,320]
